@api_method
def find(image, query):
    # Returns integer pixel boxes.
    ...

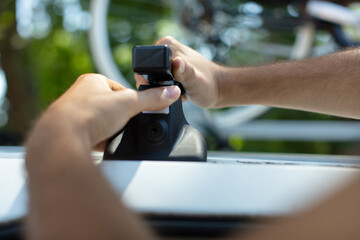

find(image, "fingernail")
[178,59,185,74]
[165,85,181,99]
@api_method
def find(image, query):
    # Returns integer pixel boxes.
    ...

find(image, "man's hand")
[135,36,222,108]
[38,73,181,150]
[139,37,360,119]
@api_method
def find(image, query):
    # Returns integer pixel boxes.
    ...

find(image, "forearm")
[26,112,155,240]
[217,49,360,118]
[232,176,360,240]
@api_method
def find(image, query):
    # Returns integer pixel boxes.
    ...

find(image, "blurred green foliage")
[0,0,358,155]
[29,29,93,107]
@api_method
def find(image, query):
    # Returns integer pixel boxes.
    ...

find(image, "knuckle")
[186,63,196,80]
[143,88,164,110]
[157,36,175,46]
[122,90,140,112]
[76,73,91,82]
[153,89,163,103]
[76,73,106,83]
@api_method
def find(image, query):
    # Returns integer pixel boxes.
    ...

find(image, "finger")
[136,85,181,112]
[134,74,148,89]
[93,141,106,152]
[156,35,177,46]
[156,36,182,56]
[106,78,126,91]
[182,95,188,102]
[172,56,195,87]
[71,74,126,94]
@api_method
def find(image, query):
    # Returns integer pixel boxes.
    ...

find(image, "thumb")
[136,85,181,112]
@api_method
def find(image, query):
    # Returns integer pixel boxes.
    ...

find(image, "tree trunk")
[0,2,40,144]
